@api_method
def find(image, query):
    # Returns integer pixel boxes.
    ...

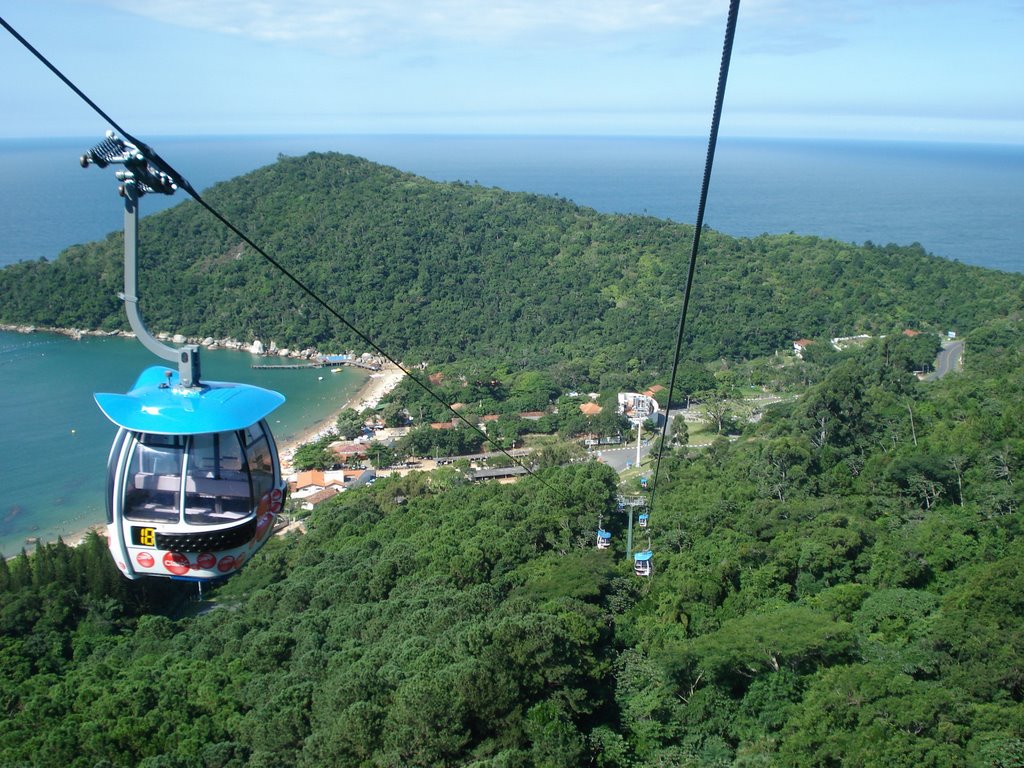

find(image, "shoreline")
[0,323,378,363]
[62,525,104,548]
[278,363,406,473]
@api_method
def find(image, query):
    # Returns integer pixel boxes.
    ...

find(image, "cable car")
[97,366,286,580]
[633,549,653,577]
[596,529,612,549]
[638,512,649,529]
[82,132,287,581]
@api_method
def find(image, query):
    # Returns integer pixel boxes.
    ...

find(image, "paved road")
[594,411,692,473]
[925,340,964,380]
[595,438,651,472]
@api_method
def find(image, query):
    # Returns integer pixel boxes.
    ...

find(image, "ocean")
[0,134,1022,555]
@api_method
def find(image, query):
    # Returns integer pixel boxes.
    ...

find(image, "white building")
[617,392,661,426]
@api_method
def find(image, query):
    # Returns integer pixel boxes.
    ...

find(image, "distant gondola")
[633,549,653,577]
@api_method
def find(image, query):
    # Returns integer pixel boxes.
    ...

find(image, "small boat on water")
[331,367,343,373]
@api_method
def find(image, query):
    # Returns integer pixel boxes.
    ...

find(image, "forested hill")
[3,316,1024,765]
[1,151,1021,371]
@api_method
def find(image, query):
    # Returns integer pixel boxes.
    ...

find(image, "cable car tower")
[84,132,287,581]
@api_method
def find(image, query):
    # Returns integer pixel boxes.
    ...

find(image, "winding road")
[926,339,964,380]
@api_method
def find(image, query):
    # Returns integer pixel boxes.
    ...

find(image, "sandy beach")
[278,363,406,473]
[62,525,104,548]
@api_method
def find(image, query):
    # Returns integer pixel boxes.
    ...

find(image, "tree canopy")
[3,317,1024,766]
[2,152,1024,766]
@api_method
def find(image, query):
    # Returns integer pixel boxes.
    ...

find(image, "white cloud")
[88,0,730,51]
[87,0,953,60]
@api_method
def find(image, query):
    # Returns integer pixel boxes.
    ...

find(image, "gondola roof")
[95,365,285,435]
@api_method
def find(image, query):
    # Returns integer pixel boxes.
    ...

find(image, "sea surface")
[0,134,1022,555]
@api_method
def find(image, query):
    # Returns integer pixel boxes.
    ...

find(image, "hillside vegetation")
[2,316,1024,766]
[3,153,1024,766]
[1,152,1021,378]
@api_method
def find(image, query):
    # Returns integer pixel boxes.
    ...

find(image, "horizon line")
[1,132,1022,148]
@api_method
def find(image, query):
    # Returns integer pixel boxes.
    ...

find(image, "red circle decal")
[196,552,216,569]
[136,552,155,568]
[271,488,283,501]
[163,551,191,576]
[217,555,236,573]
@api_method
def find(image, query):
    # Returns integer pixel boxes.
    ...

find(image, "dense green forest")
[3,316,1023,767]
[1,152,1021,386]
[3,152,1024,765]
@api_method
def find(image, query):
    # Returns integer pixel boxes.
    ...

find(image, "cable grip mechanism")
[80,130,178,197]
[81,131,200,387]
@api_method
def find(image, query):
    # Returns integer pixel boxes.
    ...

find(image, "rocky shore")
[0,323,386,366]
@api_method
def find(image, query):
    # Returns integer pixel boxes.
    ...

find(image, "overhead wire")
[0,13,570,500]
[647,0,740,518]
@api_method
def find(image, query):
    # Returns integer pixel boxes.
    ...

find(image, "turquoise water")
[0,330,367,557]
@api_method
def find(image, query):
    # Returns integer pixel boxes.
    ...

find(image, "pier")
[251,362,319,370]
[251,358,381,371]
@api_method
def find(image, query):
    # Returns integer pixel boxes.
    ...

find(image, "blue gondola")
[596,529,612,549]
[97,368,286,580]
[638,512,649,528]
[633,549,653,577]
[83,133,287,581]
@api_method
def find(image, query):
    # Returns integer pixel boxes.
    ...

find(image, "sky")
[0,0,1022,143]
